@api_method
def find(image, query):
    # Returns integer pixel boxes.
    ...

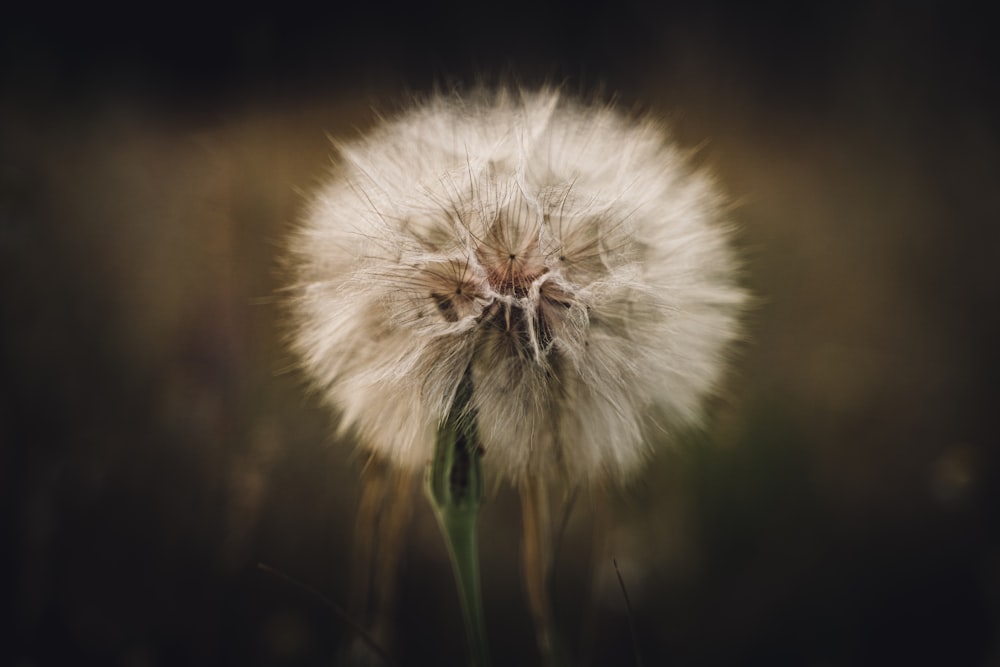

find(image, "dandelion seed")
[289,88,745,486]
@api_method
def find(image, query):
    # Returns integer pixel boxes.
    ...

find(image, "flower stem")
[425,368,490,667]
[520,477,555,658]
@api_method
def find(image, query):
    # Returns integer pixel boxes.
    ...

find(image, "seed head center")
[477,238,548,298]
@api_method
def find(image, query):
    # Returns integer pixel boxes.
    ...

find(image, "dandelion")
[288,88,746,663]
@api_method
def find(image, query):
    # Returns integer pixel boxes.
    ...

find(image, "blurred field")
[3,3,998,665]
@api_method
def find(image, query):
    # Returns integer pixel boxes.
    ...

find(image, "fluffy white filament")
[289,89,745,485]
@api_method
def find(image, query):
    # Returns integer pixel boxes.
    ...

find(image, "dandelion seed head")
[289,88,746,485]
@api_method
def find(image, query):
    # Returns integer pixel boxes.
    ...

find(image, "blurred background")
[3,1,998,665]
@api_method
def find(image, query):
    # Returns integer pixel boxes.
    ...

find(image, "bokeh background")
[3,2,998,665]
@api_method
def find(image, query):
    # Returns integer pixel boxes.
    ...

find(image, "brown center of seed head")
[475,230,548,298]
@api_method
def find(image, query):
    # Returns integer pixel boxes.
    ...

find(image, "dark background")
[3,1,999,665]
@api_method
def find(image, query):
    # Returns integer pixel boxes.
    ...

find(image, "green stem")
[436,500,489,667]
[425,368,491,667]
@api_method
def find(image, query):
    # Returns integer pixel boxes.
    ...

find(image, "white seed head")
[289,88,746,485]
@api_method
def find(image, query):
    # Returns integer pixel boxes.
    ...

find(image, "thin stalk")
[435,499,489,666]
[351,459,415,648]
[613,558,644,667]
[425,367,491,667]
[520,476,555,660]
